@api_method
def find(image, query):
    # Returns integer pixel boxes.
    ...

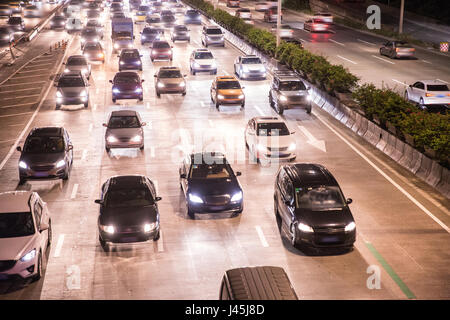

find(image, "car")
[303,19,330,32]
[254,1,277,12]
[17,127,73,183]
[154,66,186,97]
[110,2,123,14]
[112,11,126,19]
[160,9,173,17]
[173,3,185,14]
[145,14,162,26]
[0,191,52,281]
[179,152,243,219]
[95,175,162,250]
[270,24,294,39]
[118,48,143,71]
[190,48,217,75]
[49,15,66,29]
[264,7,281,23]
[103,110,146,151]
[235,8,251,19]
[313,12,333,24]
[63,55,91,79]
[379,41,415,59]
[85,19,104,38]
[0,5,13,17]
[405,80,450,113]
[274,163,356,250]
[134,7,147,23]
[210,76,245,109]
[82,41,105,62]
[87,2,102,11]
[85,9,101,20]
[226,0,239,8]
[110,71,144,102]
[129,0,141,11]
[184,9,201,24]
[245,117,296,162]
[171,24,189,42]
[66,17,83,32]
[202,26,225,47]
[9,1,23,14]
[269,70,312,115]
[234,55,266,80]
[150,40,173,61]
[140,26,163,44]
[55,71,90,109]
[0,26,14,44]
[242,17,254,24]
[7,16,25,31]
[80,27,100,49]
[161,14,176,28]
[24,5,40,17]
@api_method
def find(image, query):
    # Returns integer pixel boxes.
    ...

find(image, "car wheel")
[140,68,142,71]
[119,68,121,72]
[276,103,284,115]
[139,96,143,101]
[105,146,110,152]
[379,48,383,56]
[192,69,196,75]
[419,98,425,109]
[251,146,259,163]
[32,252,42,282]
[306,106,312,114]
[213,70,217,75]
[187,206,195,219]
[112,98,116,103]
[56,104,61,110]
[140,145,144,151]
[157,92,161,98]
[84,102,88,108]
[151,58,154,62]
[241,102,245,109]
[216,101,220,110]
[153,229,160,241]
[182,92,186,96]
[99,235,108,251]
[47,220,52,246]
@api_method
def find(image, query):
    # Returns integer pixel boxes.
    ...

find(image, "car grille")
[224,95,241,99]
[118,137,130,142]
[205,195,230,206]
[0,260,16,272]
[31,165,54,171]
[164,83,182,88]
[287,95,306,102]
[249,69,263,73]
[63,92,81,98]
[313,226,346,234]
[116,225,142,233]
[199,64,212,68]
[267,146,288,151]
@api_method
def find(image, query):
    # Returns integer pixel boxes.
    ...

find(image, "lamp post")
[276,0,282,47]
[399,0,404,34]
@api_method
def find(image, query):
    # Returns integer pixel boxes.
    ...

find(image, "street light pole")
[399,0,404,34]
[276,0,282,47]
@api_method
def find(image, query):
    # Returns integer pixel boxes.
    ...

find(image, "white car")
[190,48,217,75]
[313,12,333,24]
[234,55,266,80]
[270,24,294,38]
[405,80,450,111]
[0,191,52,282]
[254,1,277,12]
[245,117,296,162]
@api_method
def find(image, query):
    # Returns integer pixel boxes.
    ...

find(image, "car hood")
[115,38,133,43]
[188,178,241,198]
[159,78,184,85]
[294,207,354,229]
[20,152,64,165]
[0,235,35,261]
[242,63,265,71]
[218,89,243,96]
[100,205,158,226]
[67,65,88,72]
[255,134,294,148]
[195,58,215,65]
[106,127,142,138]
[121,57,141,64]
[59,86,85,95]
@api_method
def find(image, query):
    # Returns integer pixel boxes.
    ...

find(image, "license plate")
[121,237,137,243]
[35,172,48,177]
[322,236,339,243]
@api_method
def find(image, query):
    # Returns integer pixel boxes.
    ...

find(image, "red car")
[150,40,173,62]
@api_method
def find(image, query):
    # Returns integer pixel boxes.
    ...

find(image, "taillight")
[395,48,399,52]
[410,48,415,51]
[425,93,433,97]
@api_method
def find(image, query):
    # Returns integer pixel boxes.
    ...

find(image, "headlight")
[242,66,249,73]
[345,222,356,232]
[100,225,115,234]
[298,223,314,233]
[144,222,157,232]
[256,144,266,152]
[114,43,119,49]
[81,38,85,42]
[19,161,28,169]
[179,82,185,87]
[56,91,62,98]
[152,50,156,55]
[56,159,65,168]
[136,61,141,65]
[238,94,244,99]
[189,194,203,204]
[20,249,36,262]
[306,95,312,101]
[79,90,87,97]
[217,94,224,99]
[81,68,87,74]
[64,68,70,73]
[288,143,296,151]
[128,44,132,48]
[107,136,118,143]
[94,37,99,42]
[279,95,288,102]
[98,53,104,58]
[157,82,165,88]
[119,61,125,65]
[193,61,200,68]
[112,88,120,94]
[135,87,142,93]
[131,135,142,142]
[141,35,146,39]
[231,191,242,202]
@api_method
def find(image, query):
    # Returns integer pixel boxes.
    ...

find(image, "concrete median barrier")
[398,144,422,174]
[363,121,381,146]
[435,168,450,198]
[376,129,389,152]
[425,160,443,187]
[416,155,433,182]
[357,117,368,137]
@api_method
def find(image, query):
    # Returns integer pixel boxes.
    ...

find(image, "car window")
[67,58,87,66]
[295,186,346,210]
[108,116,140,128]
[121,52,139,59]
[0,212,35,238]
[159,70,182,78]
[34,201,42,230]
[115,74,140,84]
[413,82,424,90]
[195,51,213,59]
[242,57,262,64]
[427,84,449,91]
[162,15,175,22]
[176,26,188,31]
[24,136,65,153]
[257,122,290,136]
[217,81,241,89]
[105,188,155,208]
[153,42,170,48]
[279,81,306,91]
[190,164,232,179]
[206,28,222,35]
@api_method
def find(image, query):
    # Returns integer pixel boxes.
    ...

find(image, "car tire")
[157,92,161,98]
[140,145,144,151]
[216,101,220,110]
[139,96,143,101]
[84,102,88,108]
[105,146,110,152]
[112,98,116,103]
[56,104,61,110]
[241,102,245,109]
[187,207,195,219]
[182,92,186,96]
[140,68,142,71]
[62,167,69,181]
[19,177,26,185]
[290,223,298,248]
[99,235,108,251]
[32,252,42,282]
[151,58,154,62]
[419,98,425,109]
[47,220,52,246]
[153,230,160,241]
[306,106,311,114]
[379,48,383,56]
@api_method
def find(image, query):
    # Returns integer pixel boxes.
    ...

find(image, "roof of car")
[419,80,449,85]
[120,49,139,54]
[0,191,33,214]
[216,76,238,81]
[29,127,64,137]
[194,48,210,52]
[115,71,140,77]
[108,175,147,190]
[110,110,138,117]
[242,55,259,59]
[285,163,337,187]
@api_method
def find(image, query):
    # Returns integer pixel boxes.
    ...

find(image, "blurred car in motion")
[0,5,13,17]
[379,41,415,59]
[179,152,243,219]
[9,1,23,14]
[49,15,66,29]
[190,48,217,75]
[17,127,73,183]
[80,27,100,49]
[283,38,304,49]
[234,55,266,80]
[313,12,333,24]
[235,7,251,19]
[85,8,102,21]
[111,11,126,19]
[103,110,146,151]
[63,55,91,79]
[134,6,147,23]
[118,48,143,71]
[245,116,296,162]
[242,17,254,24]
[154,66,186,97]
[173,3,185,14]
[405,80,450,113]
[264,7,281,23]
[150,40,173,61]
[161,14,176,28]
[24,5,41,18]
[255,1,277,12]
[226,0,240,8]
[0,191,52,281]
[145,14,162,26]
[95,175,162,250]
[210,76,245,109]
[202,25,225,47]
[171,24,190,42]
[86,19,104,38]
[270,24,294,39]
[269,70,311,115]
[303,19,330,32]
[7,16,25,31]
[140,26,163,44]
[55,71,90,109]
[82,41,105,62]
[110,71,144,102]
[274,163,356,250]
[184,9,201,24]
[66,17,83,32]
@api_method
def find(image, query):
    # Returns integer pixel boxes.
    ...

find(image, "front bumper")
[184,18,202,24]
[192,64,216,72]
[56,96,88,106]
[257,150,296,161]
[295,229,356,248]
[151,53,172,60]
[84,54,104,61]
[217,97,245,106]
[19,165,66,180]
[188,201,242,214]
[240,70,266,79]
[205,38,225,46]
[99,225,159,244]
[106,138,143,149]
[113,43,134,51]
[279,100,311,110]
[119,62,142,70]
[157,85,186,94]
[173,34,190,41]
[0,258,38,280]
[112,91,142,100]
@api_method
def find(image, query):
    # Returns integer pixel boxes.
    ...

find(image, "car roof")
[242,55,260,59]
[189,152,228,164]
[252,116,283,124]
[420,80,449,86]
[108,175,148,190]
[110,110,138,117]
[0,191,33,214]
[120,48,139,54]
[284,163,338,187]
[216,76,238,81]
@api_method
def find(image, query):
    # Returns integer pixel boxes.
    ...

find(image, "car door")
[33,197,47,253]
[276,169,292,234]
[410,81,424,102]
[210,79,217,101]
[180,156,190,195]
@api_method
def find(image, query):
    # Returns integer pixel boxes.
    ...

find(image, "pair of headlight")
[107,135,141,143]
[19,160,65,169]
[100,222,156,234]
[297,221,356,233]
[188,191,242,204]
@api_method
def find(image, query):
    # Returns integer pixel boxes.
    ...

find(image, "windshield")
[138,6,149,11]
[206,28,222,35]
[159,70,182,78]
[279,81,306,91]
[295,186,346,211]
[85,43,101,50]
[175,26,187,32]
[67,58,87,66]
[9,17,22,23]
[427,84,449,91]
[108,116,140,128]
[162,15,175,22]
[143,28,159,34]
[153,42,170,48]
[105,188,154,208]
[115,74,140,84]
[242,57,262,64]
[217,81,241,89]
[186,11,199,16]
[0,212,35,238]
[121,52,139,59]
[148,17,161,22]
[82,29,97,36]
[24,136,65,153]
[257,123,290,136]
[395,42,411,47]
[195,52,213,59]
[190,164,232,179]
[58,76,85,87]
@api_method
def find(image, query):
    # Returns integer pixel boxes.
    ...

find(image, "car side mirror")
[16,146,22,152]
[241,86,245,89]
[141,122,146,126]
[180,173,186,179]
[141,79,145,82]
[102,123,108,127]
[94,199,103,204]
[284,199,291,206]
[40,222,49,232]
[236,171,242,176]
[409,85,412,87]
[155,196,162,202]
[346,198,353,205]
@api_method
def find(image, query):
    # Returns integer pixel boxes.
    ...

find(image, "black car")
[50,15,66,29]
[118,48,143,71]
[95,175,162,250]
[110,71,144,102]
[8,16,25,32]
[184,9,201,24]
[17,127,73,184]
[171,25,190,42]
[179,152,243,219]
[274,163,356,250]
[140,27,163,44]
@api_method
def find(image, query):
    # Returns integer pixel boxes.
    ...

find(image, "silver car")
[405,80,450,112]
[190,48,217,75]
[155,66,187,97]
[55,71,90,109]
[104,110,146,152]
[63,55,91,80]
[234,55,266,80]
[201,26,225,47]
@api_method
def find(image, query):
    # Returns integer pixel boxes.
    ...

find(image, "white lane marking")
[254,106,265,116]
[8,75,43,80]
[208,119,214,126]
[436,79,449,84]
[0,102,37,109]
[255,226,269,247]
[392,79,408,86]
[223,70,229,75]
[81,149,87,161]
[329,39,344,46]
[157,229,164,252]
[372,55,395,64]
[150,146,155,157]
[0,138,17,143]
[337,55,358,64]
[421,60,432,64]
[88,123,93,132]
[297,125,327,152]
[315,114,450,233]
[1,94,41,100]
[146,102,150,109]
[357,38,375,45]
[8,123,25,127]
[70,184,79,199]
[54,234,65,258]
[0,81,46,87]
[0,111,34,118]
[93,103,97,111]
[25,63,53,68]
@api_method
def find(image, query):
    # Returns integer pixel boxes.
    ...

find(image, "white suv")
[0,191,52,282]
[405,80,450,111]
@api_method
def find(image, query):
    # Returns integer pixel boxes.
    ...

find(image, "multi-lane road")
[0,1,449,300]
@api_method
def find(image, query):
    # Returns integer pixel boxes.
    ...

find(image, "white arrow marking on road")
[298,125,327,152]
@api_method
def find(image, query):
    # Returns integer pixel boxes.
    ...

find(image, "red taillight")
[410,48,415,52]
[395,48,399,52]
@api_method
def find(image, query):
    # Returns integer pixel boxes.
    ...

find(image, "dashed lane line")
[337,55,358,65]
[70,183,79,199]
[54,234,65,258]
[372,55,395,64]
[255,226,269,247]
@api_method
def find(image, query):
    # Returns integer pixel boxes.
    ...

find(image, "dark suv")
[17,127,73,184]
[274,163,356,251]
[269,70,312,115]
